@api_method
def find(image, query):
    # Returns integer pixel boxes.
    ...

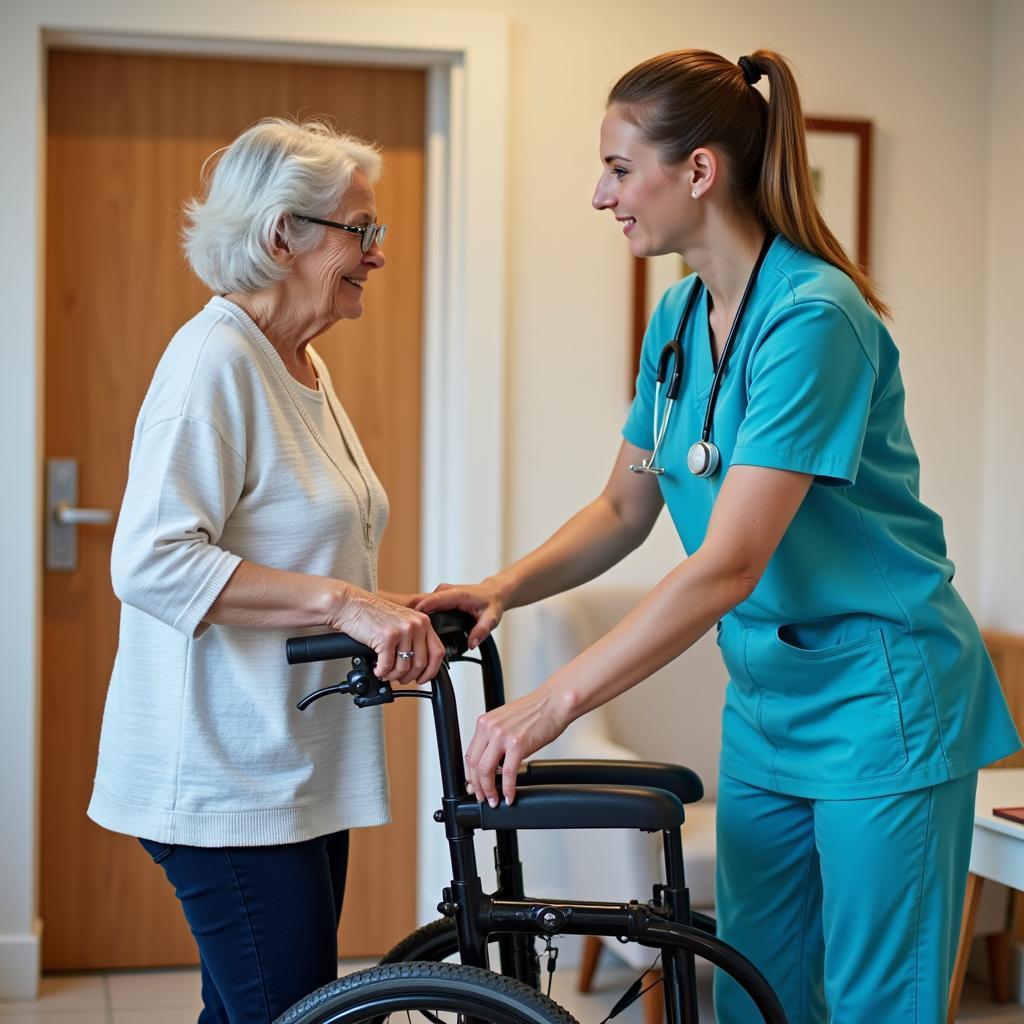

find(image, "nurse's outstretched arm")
[462,463,813,807]
[416,440,665,648]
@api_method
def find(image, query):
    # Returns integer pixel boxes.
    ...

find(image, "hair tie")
[737,56,762,86]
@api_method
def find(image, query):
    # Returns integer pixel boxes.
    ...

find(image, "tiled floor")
[0,960,1021,1022]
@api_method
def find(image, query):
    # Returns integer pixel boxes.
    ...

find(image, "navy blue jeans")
[140,831,349,1024]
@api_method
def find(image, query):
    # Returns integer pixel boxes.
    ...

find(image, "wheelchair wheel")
[273,961,579,1024]
[380,918,541,990]
[378,918,463,964]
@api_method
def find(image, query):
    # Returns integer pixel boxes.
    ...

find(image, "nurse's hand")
[415,579,508,650]
[463,685,571,807]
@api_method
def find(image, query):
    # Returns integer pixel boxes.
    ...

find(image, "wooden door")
[42,49,424,970]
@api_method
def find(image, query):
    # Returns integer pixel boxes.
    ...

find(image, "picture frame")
[630,116,873,379]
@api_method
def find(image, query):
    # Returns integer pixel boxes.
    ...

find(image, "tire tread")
[274,960,580,1024]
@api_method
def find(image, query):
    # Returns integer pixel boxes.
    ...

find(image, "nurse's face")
[592,106,692,258]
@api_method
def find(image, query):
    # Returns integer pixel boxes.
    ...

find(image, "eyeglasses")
[294,215,388,253]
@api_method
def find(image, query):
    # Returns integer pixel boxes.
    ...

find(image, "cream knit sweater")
[88,297,391,846]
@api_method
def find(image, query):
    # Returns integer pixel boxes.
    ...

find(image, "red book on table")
[993,807,1024,825]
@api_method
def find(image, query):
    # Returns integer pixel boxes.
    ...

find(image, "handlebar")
[286,632,372,664]
[286,610,479,666]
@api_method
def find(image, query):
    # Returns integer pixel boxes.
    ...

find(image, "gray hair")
[182,117,382,293]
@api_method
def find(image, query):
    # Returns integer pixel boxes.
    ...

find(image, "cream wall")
[982,0,1024,633]
[339,0,998,619]
[328,0,1016,924]
[2,0,1021,993]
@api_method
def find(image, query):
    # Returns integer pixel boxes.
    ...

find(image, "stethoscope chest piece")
[687,440,720,478]
[636,232,774,482]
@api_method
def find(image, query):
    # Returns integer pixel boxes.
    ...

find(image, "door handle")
[46,458,113,571]
[54,503,113,526]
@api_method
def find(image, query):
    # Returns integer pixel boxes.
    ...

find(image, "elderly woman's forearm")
[204,559,353,629]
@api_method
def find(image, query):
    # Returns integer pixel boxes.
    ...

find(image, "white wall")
[337,0,1002,685]
[982,0,1024,632]
[499,0,993,614]
[308,0,998,617]
[3,0,1022,992]
[368,0,1014,934]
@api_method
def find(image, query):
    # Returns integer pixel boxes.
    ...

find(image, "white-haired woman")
[87,118,444,1023]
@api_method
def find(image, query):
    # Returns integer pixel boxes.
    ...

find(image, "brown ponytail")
[609,49,890,319]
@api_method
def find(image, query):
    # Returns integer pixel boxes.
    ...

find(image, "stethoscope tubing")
[643,233,775,478]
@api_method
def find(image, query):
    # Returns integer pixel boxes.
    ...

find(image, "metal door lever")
[46,458,113,571]
[54,503,113,526]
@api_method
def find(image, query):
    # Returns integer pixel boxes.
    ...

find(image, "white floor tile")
[107,968,201,1012]
[0,975,106,1014]
[337,958,379,977]
[958,979,1024,1022]
[113,1011,197,1024]
[0,1015,107,1024]
[550,958,715,1024]
[5,960,1019,1023]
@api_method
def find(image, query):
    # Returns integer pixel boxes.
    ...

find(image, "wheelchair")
[274,611,787,1024]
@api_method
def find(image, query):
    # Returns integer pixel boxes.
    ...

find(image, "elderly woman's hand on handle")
[329,587,447,685]
[206,562,446,686]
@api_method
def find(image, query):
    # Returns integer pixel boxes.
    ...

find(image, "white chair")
[515,585,727,1023]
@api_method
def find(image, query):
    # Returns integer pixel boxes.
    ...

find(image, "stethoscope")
[629,233,775,479]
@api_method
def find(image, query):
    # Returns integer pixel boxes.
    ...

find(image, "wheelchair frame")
[284,612,786,1024]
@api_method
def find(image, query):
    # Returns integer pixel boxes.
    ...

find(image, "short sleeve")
[110,415,246,638]
[623,278,698,451]
[731,300,877,487]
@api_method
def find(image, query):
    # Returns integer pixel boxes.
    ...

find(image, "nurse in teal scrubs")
[418,47,1020,1022]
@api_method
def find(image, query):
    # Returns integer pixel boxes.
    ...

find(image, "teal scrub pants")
[713,770,978,1024]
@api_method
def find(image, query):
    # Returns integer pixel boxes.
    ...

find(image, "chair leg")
[948,872,984,1024]
[986,931,1012,1004]
[578,935,603,993]
[643,969,664,1024]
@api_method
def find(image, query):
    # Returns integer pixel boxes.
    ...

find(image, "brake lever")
[297,663,397,711]
[297,682,352,711]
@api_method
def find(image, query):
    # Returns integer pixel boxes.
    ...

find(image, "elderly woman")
[87,118,444,1023]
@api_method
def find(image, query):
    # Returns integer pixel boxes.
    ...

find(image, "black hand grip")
[285,610,480,666]
[286,633,374,665]
[428,610,477,657]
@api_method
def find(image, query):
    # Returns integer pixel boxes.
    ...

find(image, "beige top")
[88,297,390,846]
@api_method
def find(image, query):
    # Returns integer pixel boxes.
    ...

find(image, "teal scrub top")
[623,235,1020,799]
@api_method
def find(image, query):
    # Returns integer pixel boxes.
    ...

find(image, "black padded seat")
[518,759,704,805]
[454,784,685,832]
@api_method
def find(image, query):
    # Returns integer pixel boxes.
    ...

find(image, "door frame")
[0,2,508,998]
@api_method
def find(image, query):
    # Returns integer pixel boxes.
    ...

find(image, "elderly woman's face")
[293,170,384,323]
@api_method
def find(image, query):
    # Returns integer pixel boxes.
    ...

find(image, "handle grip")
[285,610,480,666]
[286,633,373,665]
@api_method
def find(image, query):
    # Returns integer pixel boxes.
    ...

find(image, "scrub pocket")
[752,626,909,783]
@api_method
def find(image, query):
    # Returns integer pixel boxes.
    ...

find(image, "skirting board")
[0,920,42,1000]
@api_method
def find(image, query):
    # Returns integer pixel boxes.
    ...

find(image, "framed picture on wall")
[629,116,874,381]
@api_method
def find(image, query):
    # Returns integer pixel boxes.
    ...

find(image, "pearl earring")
[691,190,699,199]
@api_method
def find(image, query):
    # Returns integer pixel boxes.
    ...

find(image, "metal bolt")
[433,809,444,822]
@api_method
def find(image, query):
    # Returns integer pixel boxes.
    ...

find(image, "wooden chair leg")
[643,969,664,1024]
[986,931,1012,1003]
[948,872,984,1024]
[578,935,603,993]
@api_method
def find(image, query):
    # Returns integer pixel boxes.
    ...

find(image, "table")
[948,768,1024,1023]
